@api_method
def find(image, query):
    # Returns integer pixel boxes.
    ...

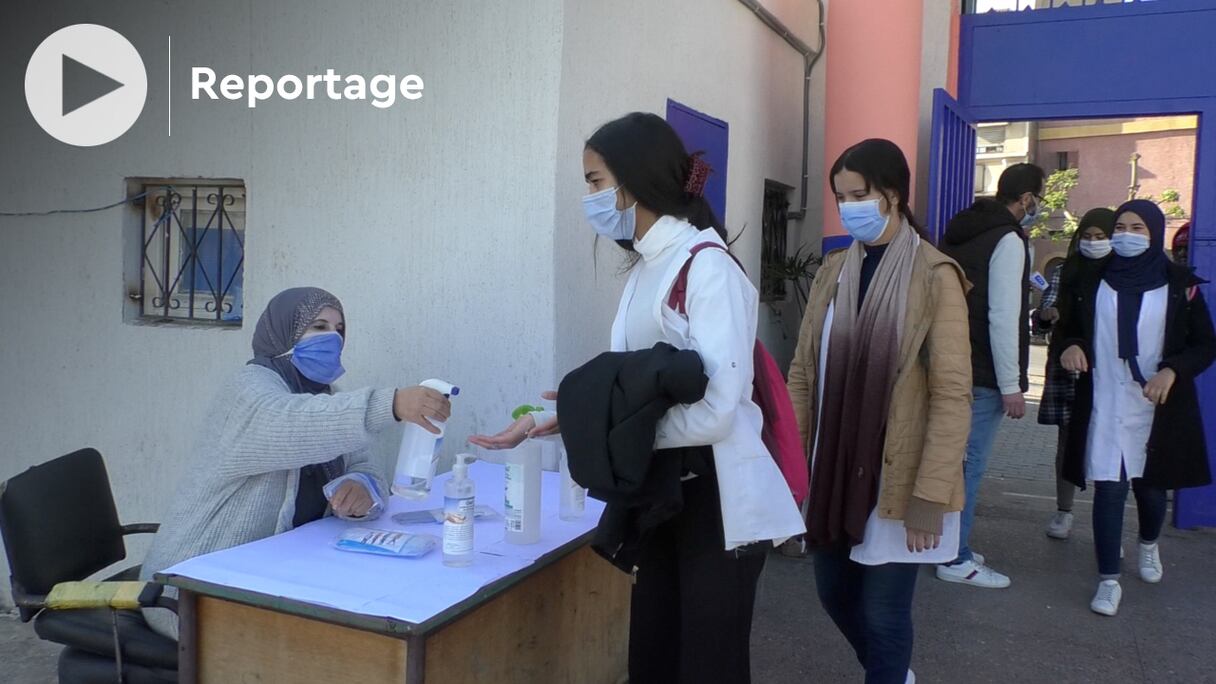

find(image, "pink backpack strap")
[667,242,735,315]
[665,241,808,503]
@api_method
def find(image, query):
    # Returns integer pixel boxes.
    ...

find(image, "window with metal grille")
[132,181,245,325]
[761,183,791,303]
[977,125,1007,154]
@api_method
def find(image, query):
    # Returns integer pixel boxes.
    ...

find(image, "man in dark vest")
[936,163,1045,590]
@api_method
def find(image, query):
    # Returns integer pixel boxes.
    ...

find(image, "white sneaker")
[972,552,985,566]
[1046,511,1074,539]
[1091,579,1122,616]
[778,537,807,558]
[906,670,916,684]
[1138,542,1163,583]
[936,560,1011,588]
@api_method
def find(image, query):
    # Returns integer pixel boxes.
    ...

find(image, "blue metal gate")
[926,89,977,245]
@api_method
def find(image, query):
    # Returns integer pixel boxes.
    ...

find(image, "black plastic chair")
[0,448,178,683]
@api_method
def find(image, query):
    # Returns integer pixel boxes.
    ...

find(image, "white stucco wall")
[915,0,955,225]
[551,0,822,380]
[0,0,564,607]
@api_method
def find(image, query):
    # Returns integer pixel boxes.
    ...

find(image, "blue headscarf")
[1103,200,1171,386]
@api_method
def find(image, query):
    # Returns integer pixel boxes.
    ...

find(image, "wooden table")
[159,466,631,683]
[165,538,629,684]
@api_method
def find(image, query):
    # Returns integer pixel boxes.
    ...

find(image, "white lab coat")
[610,217,806,550]
[1086,281,1169,481]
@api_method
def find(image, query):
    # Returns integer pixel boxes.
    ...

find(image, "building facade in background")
[969,116,1196,279]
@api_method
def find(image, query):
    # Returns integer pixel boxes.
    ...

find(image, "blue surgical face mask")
[1112,232,1151,258]
[1020,199,1039,228]
[838,199,890,243]
[283,331,345,384]
[1078,238,1112,260]
[582,186,636,242]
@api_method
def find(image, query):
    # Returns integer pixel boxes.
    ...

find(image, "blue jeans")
[813,549,919,684]
[950,387,1005,564]
[1092,470,1168,578]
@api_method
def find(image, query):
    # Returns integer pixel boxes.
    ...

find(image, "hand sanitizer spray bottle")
[392,379,459,499]
[443,454,476,567]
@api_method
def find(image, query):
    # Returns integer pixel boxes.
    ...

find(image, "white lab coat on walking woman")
[610,215,806,550]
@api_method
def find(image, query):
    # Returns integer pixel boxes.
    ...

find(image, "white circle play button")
[24,24,148,147]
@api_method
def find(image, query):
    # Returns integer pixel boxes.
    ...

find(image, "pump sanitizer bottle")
[392,379,459,499]
[443,454,476,567]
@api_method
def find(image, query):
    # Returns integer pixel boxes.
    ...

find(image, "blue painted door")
[666,99,729,223]
[926,89,977,245]
[1178,233,1216,529]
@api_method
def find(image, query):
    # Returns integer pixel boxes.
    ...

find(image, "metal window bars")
[760,185,791,302]
[139,183,245,324]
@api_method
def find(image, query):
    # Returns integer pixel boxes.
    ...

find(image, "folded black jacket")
[558,343,709,571]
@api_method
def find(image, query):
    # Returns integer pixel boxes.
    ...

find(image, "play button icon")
[62,54,126,117]
[25,24,147,147]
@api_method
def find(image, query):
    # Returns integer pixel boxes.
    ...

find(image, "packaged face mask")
[334,528,438,557]
[392,505,500,525]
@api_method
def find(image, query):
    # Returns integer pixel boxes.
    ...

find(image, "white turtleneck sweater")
[519,219,703,434]
[625,217,702,351]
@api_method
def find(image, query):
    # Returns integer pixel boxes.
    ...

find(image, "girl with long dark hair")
[472,112,803,683]
[788,139,971,683]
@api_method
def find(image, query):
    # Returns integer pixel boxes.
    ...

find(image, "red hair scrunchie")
[684,153,712,198]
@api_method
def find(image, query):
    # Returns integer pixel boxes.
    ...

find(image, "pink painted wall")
[1038,130,1197,218]
[822,0,926,242]
[947,10,961,97]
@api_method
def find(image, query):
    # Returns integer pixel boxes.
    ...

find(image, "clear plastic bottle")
[391,379,459,499]
[504,439,542,544]
[443,454,476,567]
[558,445,586,521]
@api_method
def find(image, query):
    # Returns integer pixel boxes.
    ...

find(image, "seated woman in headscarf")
[140,287,451,638]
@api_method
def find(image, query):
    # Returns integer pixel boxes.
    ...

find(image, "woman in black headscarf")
[1037,208,1115,541]
[1060,201,1216,617]
[141,287,450,638]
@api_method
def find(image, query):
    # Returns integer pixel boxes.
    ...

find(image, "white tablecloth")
[160,462,603,625]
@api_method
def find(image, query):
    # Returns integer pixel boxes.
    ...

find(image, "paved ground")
[752,477,1216,683]
[0,611,58,683]
[751,345,1216,683]
[5,348,1216,682]
[987,344,1062,482]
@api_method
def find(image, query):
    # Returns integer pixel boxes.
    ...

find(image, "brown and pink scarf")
[807,221,918,548]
